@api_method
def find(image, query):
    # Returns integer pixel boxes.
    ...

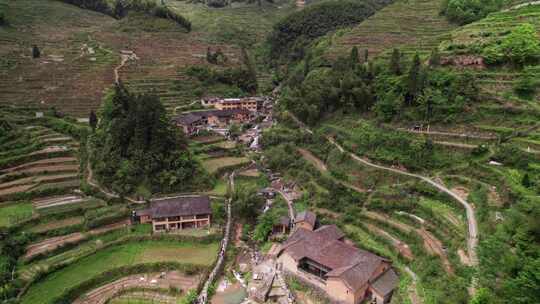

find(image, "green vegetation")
[89,84,210,195]
[0,202,33,227]
[20,240,218,304]
[61,0,192,31]
[202,157,250,175]
[266,0,390,63]
[440,0,508,25]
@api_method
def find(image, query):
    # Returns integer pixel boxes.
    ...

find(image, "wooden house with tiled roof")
[277,212,398,304]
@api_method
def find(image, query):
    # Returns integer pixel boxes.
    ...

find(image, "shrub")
[61,0,112,16]
[0,12,6,26]
[483,23,540,66]
[267,0,387,63]
[514,66,539,98]
[440,0,507,25]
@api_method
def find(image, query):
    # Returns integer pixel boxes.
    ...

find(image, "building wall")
[152,214,211,232]
[278,252,298,274]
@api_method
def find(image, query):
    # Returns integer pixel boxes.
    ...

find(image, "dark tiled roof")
[294,211,317,227]
[173,109,250,124]
[314,225,345,240]
[370,269,399,296]
[135,208,152,216]
[150,196,211,218]
[279,225,389,292]
[172,113,202,125]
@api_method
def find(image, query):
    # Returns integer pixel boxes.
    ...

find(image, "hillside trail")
[286,112,478,291]
[114,51,138,84]
[405,267,423,304]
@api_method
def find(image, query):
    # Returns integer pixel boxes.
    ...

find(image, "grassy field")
[20,240,219,304]
[202,156,250,174]
[0,202,33,227]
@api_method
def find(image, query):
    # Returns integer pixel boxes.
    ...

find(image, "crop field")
[0,0,290,117]
[0,201,33,227]
[202,156,250,174]
[20,240,219,304]
[323,0,457,59]
[438,4,540,101]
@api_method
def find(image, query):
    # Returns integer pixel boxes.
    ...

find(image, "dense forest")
[89,84,209,196]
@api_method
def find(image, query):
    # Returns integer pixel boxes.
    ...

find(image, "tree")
[89,110,97,131]
[253,213,277,242]
[514,66,539,98]
[113,0,126,18]
[0,12,6,26]
[500,23,540,66]
[364,48,369,63]
[90,83,202,195]
[32,45,40,58]
[390,48,401,75]
[233,184,264,221]
[521,173,531,188]
[429,48,441,66]
[405,53,422,105]
[470,288,492,304]
[350,46,359,65]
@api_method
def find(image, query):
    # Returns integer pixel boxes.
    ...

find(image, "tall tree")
[429,48,441,66]
[350,46,359,65]
[405,53,422,105]
[32,45,40,59]
[89,110,97,131]
[364,49,369,63]
[389,48,401,75]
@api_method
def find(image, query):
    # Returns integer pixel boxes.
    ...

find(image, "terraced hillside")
[0,107,103,228]
[0,0,293,117]
[323,0,457,59]
[438,4,540,100]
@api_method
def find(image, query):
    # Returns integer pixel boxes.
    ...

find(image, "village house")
[171,113,204,136]
[277,213,398,304]
[272,216,291,236]
[172,109,251,135]
[214,97,263,112]
[294,210,318,231]
[133,196,212,233]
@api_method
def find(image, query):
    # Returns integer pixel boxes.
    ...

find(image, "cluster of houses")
[173,96,273,137]
[132,195,398,304]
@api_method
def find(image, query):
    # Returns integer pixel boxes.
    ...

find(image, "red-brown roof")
[294,211,317,227]
[279,225,389,292]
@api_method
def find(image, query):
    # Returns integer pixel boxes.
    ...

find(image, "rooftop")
[147,196,212,218]
[279,225,389,291]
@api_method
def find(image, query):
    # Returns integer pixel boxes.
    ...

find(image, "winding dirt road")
[287,113,479,267]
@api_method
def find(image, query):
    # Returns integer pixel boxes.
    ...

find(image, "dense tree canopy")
[440,0,507,25]
[90,84,207,196]
[266,0,391,63]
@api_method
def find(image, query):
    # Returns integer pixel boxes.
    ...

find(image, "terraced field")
[438,4,540,100]
[323,0,457,59]
[0,125,80,203]
[0,0,290,116]
[20,240,219,304]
